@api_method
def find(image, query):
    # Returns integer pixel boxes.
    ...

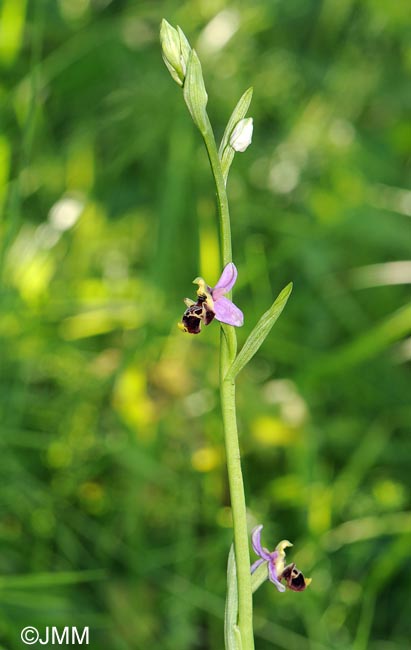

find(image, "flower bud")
[183,49,208,134]
[229,117,253,152]
[160,19,191,86]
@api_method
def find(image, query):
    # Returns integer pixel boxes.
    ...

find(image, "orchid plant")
[161,20,310,650]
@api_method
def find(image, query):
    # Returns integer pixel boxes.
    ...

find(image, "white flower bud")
[229,117,253,152]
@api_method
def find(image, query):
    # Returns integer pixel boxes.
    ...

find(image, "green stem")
[202,117,232,267]
[202,117,254,650]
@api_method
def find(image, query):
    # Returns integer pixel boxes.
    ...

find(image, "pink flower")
[251,525,311,592]
[179,263,244,334]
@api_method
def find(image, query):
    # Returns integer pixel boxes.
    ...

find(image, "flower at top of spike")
[179,263,244,334]
[251,525,311,592]
[160,19,191,86]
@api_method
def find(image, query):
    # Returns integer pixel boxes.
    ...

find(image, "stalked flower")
[251,525,311,593]
[179,262,244,334]
[230,117,253,152]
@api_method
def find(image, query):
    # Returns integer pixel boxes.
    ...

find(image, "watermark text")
[21,627,89,645]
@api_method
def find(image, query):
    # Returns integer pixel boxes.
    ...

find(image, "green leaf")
[183,49,208,134]
[0,569,106,590]
[219,87,253,182]
[227,282,293,379]
[224,545,242,650]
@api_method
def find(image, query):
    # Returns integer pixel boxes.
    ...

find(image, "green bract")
[225,546,243,650]
[226,282,293,380]
[219,87,253,183]
[183,50,209,135]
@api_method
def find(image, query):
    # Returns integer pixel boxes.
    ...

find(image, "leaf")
[219,87,253,182]
[308,301,411,378]
[227,282,293,379]
[183,49,208,134]
[0,569,106,589]
[224,545,242,650]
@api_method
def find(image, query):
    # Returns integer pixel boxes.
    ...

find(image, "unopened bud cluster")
[160,19,191,86]
[161,20,253,165]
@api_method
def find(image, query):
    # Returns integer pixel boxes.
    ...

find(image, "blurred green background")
[1,0,411,648]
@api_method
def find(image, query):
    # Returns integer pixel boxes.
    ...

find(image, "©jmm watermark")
[21,627,89,645]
